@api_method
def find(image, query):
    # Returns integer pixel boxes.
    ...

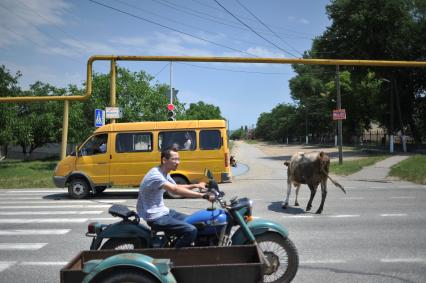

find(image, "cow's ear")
[319,151,324,158]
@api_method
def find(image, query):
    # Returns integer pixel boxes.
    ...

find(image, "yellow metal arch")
[1,55,426,159]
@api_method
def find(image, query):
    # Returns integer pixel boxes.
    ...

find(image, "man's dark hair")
[161,146,178,164]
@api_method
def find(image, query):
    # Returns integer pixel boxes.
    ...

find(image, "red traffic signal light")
[167,104,174,111]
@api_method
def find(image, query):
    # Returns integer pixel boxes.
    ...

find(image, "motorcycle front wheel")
[100,238,147,250]
[255,232,299,283]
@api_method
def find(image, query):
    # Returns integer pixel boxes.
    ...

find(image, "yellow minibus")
[53,120,232,199]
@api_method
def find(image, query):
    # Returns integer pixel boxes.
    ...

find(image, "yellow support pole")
[110,59,116,124]
[60,100,69,160]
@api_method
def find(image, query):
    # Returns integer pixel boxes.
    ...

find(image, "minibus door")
[75,134,110,185]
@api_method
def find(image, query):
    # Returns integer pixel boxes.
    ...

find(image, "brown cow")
[282,151,345,214]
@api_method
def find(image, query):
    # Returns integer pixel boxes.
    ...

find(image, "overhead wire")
[213,0,298,58]
[190,0,317,40]
[235,0,303,57]
[114,0,279,52]
[88,0,258,57]
[0,2,84,64]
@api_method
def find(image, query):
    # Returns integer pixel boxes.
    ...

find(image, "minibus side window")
[116,133,153,153]
[158,131,196,151]
[200,130,221,150]
[80,134,108,156]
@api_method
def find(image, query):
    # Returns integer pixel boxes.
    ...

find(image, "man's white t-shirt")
[136,166,175,221]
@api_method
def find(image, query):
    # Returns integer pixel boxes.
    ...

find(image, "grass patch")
[330,155,389,176]
[244,139,258,144]
[0,159,58,189]
[389,155,426,184]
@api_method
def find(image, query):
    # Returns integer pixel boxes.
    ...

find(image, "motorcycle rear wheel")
[255,232,299,283]
[100,238,146,250]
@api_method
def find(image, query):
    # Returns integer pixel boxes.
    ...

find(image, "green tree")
[0,65,22,156]
[313,0,426,143]
[183,101,223,120]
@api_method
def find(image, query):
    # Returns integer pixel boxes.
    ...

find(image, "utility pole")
[169,61,173,105]
[336,65,343,164]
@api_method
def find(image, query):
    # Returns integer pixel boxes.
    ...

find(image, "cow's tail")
[322,168,346,194]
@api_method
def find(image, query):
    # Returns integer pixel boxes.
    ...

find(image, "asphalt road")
[0,142,425,283]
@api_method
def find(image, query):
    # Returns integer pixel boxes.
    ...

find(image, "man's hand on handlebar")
[202,192,216,202]
[198,181,207,193]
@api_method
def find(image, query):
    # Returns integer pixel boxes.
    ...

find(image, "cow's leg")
[315,181,328,214]
[294,184,301,206]
[282,178,292,209]
[306,184,316,212]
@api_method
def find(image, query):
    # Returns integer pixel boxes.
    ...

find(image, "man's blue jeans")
[148,209,197,248]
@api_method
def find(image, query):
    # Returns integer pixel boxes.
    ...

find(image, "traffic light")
[167,110,176,121]
[167,104,176,121]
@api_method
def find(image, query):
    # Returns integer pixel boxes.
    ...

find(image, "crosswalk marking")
[0,211,103,215]
[301,259,347,264]
[0,200,126,204]
[0,205,110,209]
[0,243,47,250]
[0,262,16,272]
[391,196,415,199]
[329,214,360,218]
[380,214,407,217]
[0,218,88,224]
[0,229,70,235]
[20,261,68,266]
[380,258,425,263]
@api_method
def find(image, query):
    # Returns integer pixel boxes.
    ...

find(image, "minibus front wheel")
[68,178,90,199]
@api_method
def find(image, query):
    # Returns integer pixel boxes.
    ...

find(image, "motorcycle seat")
[108,204,135,219]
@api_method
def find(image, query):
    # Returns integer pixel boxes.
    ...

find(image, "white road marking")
[0,200,126,204]
[390,197,415,199]
[339,197,364,200]
[2,189,138,194]
[380,258,425,263]
[0,205,110,209]
[20,261,68,266]
[0,218,88,224]
[0,243,47,250]
[3,190,64,193]
[286,215,314,218]
[0,229,70,235]
[88,217,117,221]
[0,211,103,215]
[0,262,16,272]
[328,215,360,218]
[301,259,347,264]
[380,214,407,217]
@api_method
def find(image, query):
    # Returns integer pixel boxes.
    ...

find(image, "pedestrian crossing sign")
[94,109,105,127]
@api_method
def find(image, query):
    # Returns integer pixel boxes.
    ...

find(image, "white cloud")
[1,60,84,89]
[0,0,71,48]
[287,16,310,25]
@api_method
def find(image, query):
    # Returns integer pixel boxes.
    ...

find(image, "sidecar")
[60,245,264,283]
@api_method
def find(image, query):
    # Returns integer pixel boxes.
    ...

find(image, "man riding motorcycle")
[136,146,215,248]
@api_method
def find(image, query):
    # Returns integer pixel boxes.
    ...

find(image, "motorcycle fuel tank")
[185,209,227,235]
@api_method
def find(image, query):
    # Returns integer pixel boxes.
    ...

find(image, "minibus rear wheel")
[68,178,90,199]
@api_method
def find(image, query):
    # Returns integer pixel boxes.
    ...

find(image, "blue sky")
[0,0,331,130]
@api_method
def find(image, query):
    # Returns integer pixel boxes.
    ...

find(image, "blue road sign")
[95,109,105,127]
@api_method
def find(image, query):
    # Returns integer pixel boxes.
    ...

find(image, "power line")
[114,0,276,52]
[152,62,170,80]
[15,0,93,52]
[88,0,258,57]
[178,62,289,75]
[190,0,318,39]
[235,0,303,57]
[213,0,298,58]
[0,2,84,63]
